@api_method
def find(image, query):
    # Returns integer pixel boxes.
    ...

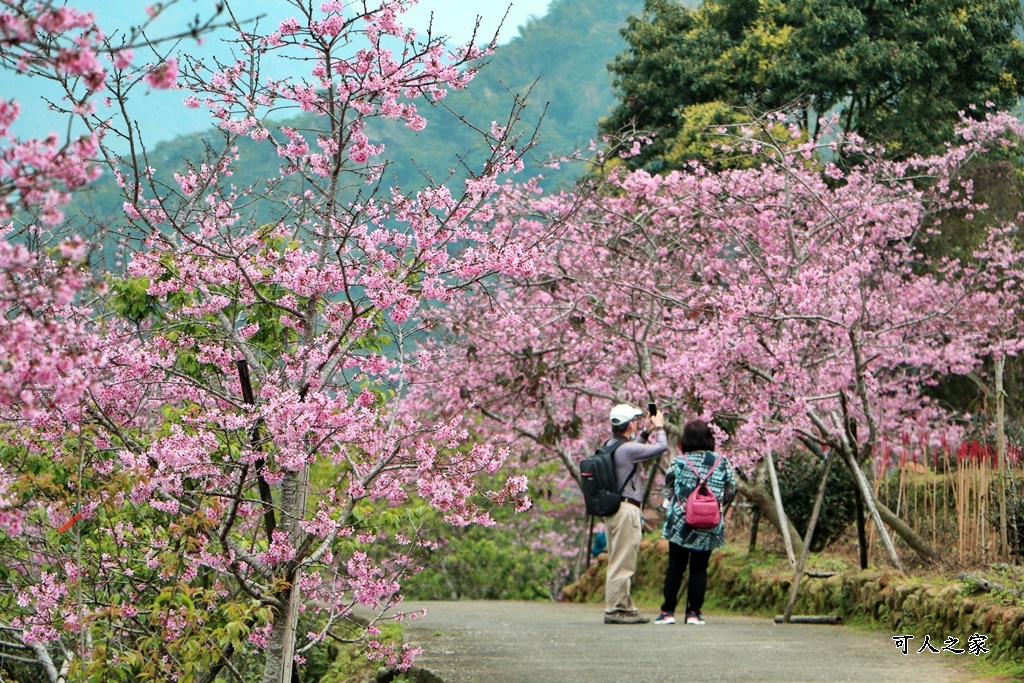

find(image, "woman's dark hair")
[679,419,715,453]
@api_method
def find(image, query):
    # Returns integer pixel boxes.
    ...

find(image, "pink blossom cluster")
[0,1,181,225]
[346,551,399,608]
[0,233,102,415]
[0,0,546,676]
[13,571,67,644]
[406,111,1024,485]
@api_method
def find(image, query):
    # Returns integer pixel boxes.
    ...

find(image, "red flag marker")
[56,512,83,534]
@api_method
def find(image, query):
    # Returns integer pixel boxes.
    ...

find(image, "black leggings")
[660,543,711,615]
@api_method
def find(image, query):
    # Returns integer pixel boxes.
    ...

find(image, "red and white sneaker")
[685,611,705,625]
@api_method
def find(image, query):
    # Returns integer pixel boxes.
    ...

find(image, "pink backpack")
[681,453,724,529]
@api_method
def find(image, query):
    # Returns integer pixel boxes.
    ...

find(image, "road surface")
[394,600,999,683]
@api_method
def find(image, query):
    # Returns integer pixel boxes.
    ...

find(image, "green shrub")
[403,523,566,601]
[396,462,587,601]
[776,448,859,551]
[316,622,405,683]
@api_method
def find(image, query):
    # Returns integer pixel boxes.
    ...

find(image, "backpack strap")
[618,463,638,495]
[605,438,636,495]
[680,452,724,486]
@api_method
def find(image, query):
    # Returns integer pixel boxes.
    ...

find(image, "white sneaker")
[654,613,676,625]
[685,611,705,625]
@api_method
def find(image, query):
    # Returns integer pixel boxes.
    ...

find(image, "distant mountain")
[453,0,647,183]
[69,0,644,230]
[310,0,645,190]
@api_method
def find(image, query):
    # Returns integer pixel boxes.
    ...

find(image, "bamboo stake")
[982,457,990,561]
[976,458,983,559]
[979,458,984,561]
[868,461,882,562]
[911,463,917,535]
[943,446,951,552]
[965,458,971,560]
[977,458,982,559]
[911,444,918,534]
[957,459,965,563]
[913,459,919,535]
[962,455,967,562]
[971,457,977,560]
[972,457,979,560]
[930,446,937,549]
[896,456,906,518]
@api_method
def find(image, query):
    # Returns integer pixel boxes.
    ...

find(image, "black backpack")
[579,439,636,516]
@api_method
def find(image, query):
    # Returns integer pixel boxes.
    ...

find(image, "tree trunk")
[874,499,945,565]
[261,466,310,683]
[735,480,806,558]
[852,483,868,569]
[28,640,59,683]
[748,506,761,553]
[261,585,294,683]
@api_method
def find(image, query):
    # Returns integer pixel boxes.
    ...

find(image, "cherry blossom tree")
[0,1,545,681]
[406,111,1024,566]
[0,2,178,678]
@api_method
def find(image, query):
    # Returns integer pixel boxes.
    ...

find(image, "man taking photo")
[602,403,667,624]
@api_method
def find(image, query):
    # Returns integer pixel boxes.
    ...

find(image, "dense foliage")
[776,448,859,551]
[602,0,1024,170]
[406,111,1024,573]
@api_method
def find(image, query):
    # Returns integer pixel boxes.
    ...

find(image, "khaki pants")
[604,501,642,614]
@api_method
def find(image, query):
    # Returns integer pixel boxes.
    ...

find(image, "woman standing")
[655,419,737,625]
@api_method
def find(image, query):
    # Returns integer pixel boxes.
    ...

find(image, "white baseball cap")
[609,403,644,426]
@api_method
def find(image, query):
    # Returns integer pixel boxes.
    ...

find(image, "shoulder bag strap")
[704,452,724,486]
[682,452,724,486]
[680,453,701,479]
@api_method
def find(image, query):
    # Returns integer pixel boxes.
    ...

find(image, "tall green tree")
[602,0,1024,170]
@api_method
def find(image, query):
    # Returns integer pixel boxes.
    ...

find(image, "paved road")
[397,601,996,683]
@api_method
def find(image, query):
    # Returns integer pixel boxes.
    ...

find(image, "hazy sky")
[76,0,555,47]
[4,0,555,143]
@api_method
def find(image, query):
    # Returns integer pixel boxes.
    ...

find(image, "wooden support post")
[782,449,834,622]
[766,451,796,567]
[809,410,904,572]
[774,615,842,624]
[841,446,903,572]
